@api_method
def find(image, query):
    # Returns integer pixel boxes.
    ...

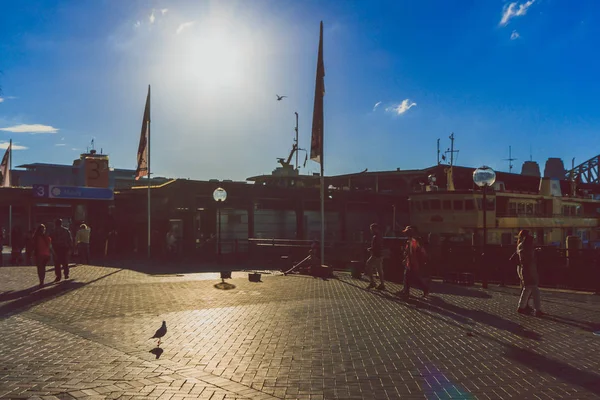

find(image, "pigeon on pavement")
[150,321,167,347]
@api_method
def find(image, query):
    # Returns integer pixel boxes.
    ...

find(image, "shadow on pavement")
[0,268,123,320]
[150,347,164,359]
[0,286,39,301]
[504,346,600,396]
[428,282,492,299]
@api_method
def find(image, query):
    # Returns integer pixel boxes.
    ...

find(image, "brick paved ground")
[0,264,599,399]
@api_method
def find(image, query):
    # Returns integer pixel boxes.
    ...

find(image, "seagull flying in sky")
[276,94,287,101]
[150,321,167,347]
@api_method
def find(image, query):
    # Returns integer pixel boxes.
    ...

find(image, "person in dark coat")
[516,230,544,316]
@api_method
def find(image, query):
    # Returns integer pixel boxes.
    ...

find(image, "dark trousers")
[78,243,90,264]
[36,255,50,284]
[403,267,428,293]
[54,247,69,279]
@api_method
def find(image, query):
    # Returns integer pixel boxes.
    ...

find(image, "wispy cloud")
[161,8,168,15]
[176,21,195,34]
[55,143,67,146]
[0,141,27,150]
[386,99,417,115]
[0,96,16,103]
[149,10,155,24]
[134,20,141,29]
[500,0,536,26]
[510,30,520,40]
[0,98,3,103]
[0,124,58,133]
[373,101,382,111]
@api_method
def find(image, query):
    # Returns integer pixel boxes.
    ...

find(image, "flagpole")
[147,85,151,259]
[320,154,325,264]
[8,139,12,248]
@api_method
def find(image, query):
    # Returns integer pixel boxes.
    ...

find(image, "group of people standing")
[363,224,545,315]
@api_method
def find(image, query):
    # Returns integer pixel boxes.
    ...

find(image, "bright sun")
[182,25,246,90]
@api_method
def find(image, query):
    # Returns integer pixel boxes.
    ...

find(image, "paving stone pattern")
[0,264,599,399]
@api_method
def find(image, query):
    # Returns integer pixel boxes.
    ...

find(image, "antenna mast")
[445,133,459,167]
[503,145,517,173]
[294,112,299,171]
[437,138,440,165]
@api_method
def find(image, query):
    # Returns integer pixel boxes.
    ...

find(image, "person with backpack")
[396,226,430,298]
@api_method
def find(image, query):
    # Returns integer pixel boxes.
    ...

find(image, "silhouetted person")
[516,229,544,316]
[76,224,91,264]
[51,218,73,281]
[396,226,429,298]
[33,224,52,287]
[366,223,385,290]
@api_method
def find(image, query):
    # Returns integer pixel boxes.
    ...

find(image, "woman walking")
[33,224,52,288]
[516,230,544,316]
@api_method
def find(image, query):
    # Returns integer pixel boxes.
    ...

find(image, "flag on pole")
[0,140,11,187]
[310,21,325,164]
[135,86,151,180]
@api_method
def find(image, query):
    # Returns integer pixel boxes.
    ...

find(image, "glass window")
[443,200,452,210]
[486,198,495,211]
[526,204,533,215]
[508,202,517,216]
[517,203,525,214]
[430,199,441,210]
[465,199,475,210]
[576,205,582,216]
[422,200,429,210]
[453,200,463,210]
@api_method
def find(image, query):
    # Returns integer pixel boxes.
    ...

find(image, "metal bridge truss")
[566,155,600,184]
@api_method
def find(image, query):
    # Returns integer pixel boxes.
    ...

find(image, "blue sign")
[32,184,113,200]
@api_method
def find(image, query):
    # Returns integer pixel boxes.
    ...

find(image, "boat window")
[453,200,463,210]
[443,200,452,210]
[465,199,475,210]
[508,202,517,216]
[517,203,525,214]
[576,205,582,216]
[422,200,429,210]
[526,203,534,215]
[430,199,441,210]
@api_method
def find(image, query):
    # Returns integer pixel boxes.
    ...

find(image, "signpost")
[33,185,114,200]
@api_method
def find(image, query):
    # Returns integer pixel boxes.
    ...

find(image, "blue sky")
[0,0,598,181]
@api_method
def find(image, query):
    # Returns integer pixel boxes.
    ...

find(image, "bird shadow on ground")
[0,268,123,320]
[214,282,236,290]
[150,347,164,359]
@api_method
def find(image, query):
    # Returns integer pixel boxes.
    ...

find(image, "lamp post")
[213,187,227,262]
[473,166,496,289]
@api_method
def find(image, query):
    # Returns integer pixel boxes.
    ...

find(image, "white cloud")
[500,0,536,26]
[71,148,79,151]
[161,8,168,15]
[511,30,520,40]
[55,143,67,146]
[386,99,417,115]
[0,98,3,103]
[176,21,195,34]
[373,101,382,111]
[0,96,16,103]
[149,11,155,24]
[0,124,59,133]
[134,20,141,28]
[0,142,27,150]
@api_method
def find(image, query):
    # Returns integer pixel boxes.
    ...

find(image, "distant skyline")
[1,0,599,181]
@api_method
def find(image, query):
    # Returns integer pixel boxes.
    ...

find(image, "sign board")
[84,157,110,188]
[33,184,114,200]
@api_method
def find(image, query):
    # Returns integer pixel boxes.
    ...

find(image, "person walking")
[33,224,52,288]
[51,219,73,281]
[366,223,385,290]
[516,230,544,316]
[75,223,91,264]
[396,226,429,298]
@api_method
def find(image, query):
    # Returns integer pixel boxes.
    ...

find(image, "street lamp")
[473,166,496,289]
[213,187,227,262]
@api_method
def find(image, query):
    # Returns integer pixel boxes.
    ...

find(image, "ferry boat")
[408,166,600,247]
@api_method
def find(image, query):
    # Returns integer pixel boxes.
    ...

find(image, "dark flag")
[310,21,325,164]
[135,86,151,180]
[0,140,11,187]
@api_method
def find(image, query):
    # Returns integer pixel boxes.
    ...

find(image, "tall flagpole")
[147,85,151,259]
[8,139,12,248]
